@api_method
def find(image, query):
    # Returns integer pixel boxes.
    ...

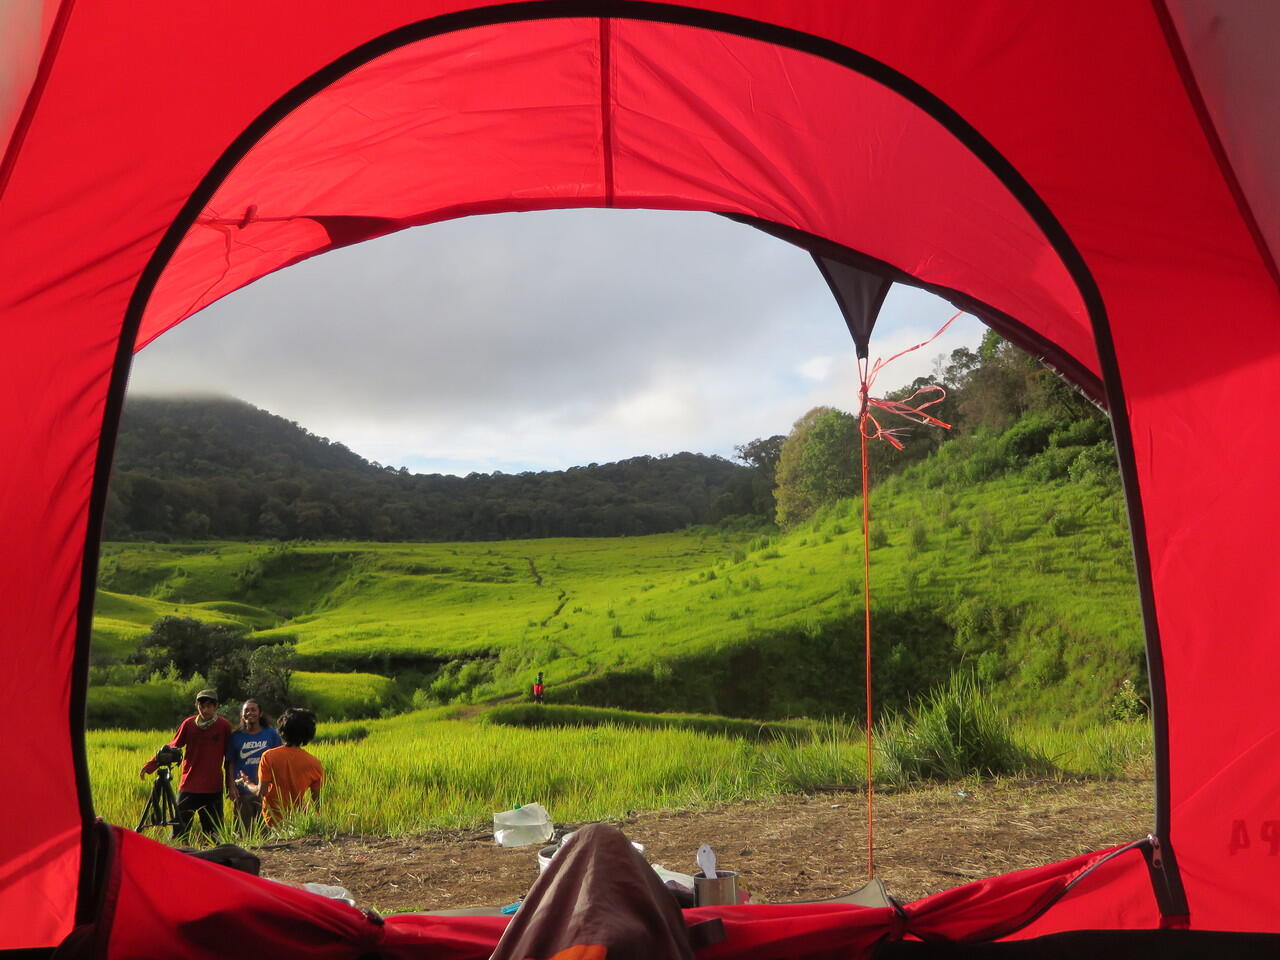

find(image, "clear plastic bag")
[493,802,553,847]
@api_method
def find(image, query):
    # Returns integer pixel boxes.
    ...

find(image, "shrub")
[1050,417,1110,448]
[1045,511,1075,537]
[129,615,251,690]
[88,663,145,685]
[908,518,929,553]
[998,414,1055,464]
[1068,442,1119,486]
[931,492,953,527]
[1107,678,1148,723]
[975,649,1005,685]
[427,658,495,703]
[969,512,999,557]
[962,437,1004,483]
[248,642,297,714]
[900,565,920,593]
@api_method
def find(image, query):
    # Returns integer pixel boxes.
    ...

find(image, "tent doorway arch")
[87,4,1179,934]
[14,1,1280,951]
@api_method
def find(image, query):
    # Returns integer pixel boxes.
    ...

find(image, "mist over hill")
[106,395,760,541]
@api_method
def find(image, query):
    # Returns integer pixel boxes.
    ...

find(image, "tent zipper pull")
[1143,833,1190,928]
[1148,833,1163,869]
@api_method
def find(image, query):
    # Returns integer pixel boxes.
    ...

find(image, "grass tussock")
[877,674,1052,783]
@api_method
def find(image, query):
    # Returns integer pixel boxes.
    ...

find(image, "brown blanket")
[490,823,722,960]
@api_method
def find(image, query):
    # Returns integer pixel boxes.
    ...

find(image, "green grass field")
[88,417,1153,841]
[93,467,1144,730]
[92,453,1144,727]
[91,707,1152,840]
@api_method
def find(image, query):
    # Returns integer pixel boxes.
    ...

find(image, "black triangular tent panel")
[812,254,894,359]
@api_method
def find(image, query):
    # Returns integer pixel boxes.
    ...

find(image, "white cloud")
[130,209,980,473]
[797,355,835,382]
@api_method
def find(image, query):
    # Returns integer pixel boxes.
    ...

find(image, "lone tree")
[734,434,786,517]
[248,643,297,715]
[130,616,250,685]
[773,407,857,528]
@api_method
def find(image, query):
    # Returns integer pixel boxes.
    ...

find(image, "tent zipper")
[1142,834,1190,927]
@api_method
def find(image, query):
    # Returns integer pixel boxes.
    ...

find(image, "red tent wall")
[1,1,1277,951]
[139,20,1088,357]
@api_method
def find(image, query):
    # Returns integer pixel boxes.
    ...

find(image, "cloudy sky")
[129,209,982,475]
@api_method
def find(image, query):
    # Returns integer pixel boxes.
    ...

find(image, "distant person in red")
[532,672,545,705]
[237,707,324,829]
[139,688,234,840]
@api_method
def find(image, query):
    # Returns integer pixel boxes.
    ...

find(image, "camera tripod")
[137,764,180,832]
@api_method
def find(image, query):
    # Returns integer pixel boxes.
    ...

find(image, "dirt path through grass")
[256,777,1152,914]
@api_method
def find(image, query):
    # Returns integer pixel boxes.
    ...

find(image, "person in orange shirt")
[235,707,323,828]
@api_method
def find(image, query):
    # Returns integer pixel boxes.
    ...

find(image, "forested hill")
[105,396,756,541]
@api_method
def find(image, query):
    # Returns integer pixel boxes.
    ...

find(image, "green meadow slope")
[93,421,1144,728]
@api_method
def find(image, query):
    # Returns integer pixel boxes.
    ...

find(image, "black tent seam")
[77,0,1181,932]
[599,18,615,205]
[0,0,79,200]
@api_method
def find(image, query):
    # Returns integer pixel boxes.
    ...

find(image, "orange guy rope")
[858,366,875,879]
[854,311,961,881]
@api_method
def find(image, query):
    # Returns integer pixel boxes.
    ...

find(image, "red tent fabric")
[1,1,1277,954]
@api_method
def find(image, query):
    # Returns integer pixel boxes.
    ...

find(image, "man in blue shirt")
[226,699,282,830]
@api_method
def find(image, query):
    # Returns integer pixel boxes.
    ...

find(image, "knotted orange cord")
[856,311,960,880]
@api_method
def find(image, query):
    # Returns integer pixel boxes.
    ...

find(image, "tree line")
[105,396,765,542]
[107,333,1105,543]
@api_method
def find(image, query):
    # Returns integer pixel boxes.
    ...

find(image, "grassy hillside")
[92,418,1145,729]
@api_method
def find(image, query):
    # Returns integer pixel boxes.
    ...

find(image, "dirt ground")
[256,778,1153,915]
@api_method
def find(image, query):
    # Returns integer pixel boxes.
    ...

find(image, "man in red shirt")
[139,689,235,840]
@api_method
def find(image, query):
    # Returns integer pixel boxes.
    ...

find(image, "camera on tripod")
[152,744,182,767]
[138,744,183,832]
